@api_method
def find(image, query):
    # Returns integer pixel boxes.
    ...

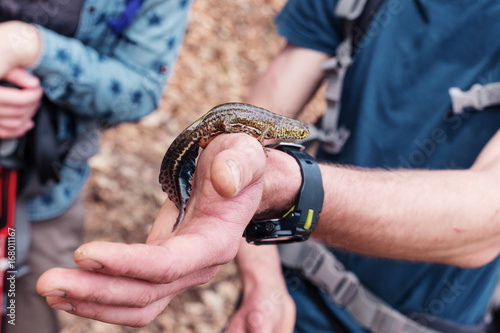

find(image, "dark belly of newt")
[159,102,310,231]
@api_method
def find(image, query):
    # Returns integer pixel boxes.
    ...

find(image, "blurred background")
[61,0,324,331]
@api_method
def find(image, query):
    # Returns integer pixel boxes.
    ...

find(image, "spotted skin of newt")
[159,102,309,231]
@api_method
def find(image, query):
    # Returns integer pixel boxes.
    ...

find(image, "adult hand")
[36,133,301,326]
[0,68,42,138]
[0,21,43,138]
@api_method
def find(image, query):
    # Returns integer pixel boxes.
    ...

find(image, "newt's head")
[294,124,310,139]
[275,120,310,140]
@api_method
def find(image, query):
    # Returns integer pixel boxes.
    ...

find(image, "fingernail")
[42,289,67,297]
[226,159,241,196]
[77,258,104,270]
[75,247,104,270]
[52,302,75,313]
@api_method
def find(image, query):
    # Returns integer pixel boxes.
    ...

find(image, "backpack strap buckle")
[449,83,500,114]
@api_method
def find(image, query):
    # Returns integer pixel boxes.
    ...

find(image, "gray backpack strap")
[317,38,354,154]
[449,83,500,115]
[298,30,354,154]
[335,0,369,19]
[279,240,440,333]
[299,0,383,154]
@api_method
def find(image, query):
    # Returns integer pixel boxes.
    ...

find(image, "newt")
[159,102,310,231]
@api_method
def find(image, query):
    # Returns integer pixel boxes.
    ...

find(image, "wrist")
[0,21,42,70]
[237,241,284,286]
[254,148,301,219]
[246,143,324,244]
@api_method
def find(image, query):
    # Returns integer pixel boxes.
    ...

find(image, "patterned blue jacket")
[27,0,191,220]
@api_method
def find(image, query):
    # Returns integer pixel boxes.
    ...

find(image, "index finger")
[0,85,42,107]
[3,68,40,88]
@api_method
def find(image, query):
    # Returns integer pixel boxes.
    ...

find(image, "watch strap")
[243,142,324,244]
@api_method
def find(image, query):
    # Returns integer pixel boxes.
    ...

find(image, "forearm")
[233,240,296,332]
[315,163,500,267]
[244,128,500,268]
[243,43,500,270]
[236,240,285,289]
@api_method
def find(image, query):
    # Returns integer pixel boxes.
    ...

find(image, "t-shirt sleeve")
[275,0,343,55]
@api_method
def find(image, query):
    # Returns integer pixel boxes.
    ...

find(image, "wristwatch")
[243,142,324,245]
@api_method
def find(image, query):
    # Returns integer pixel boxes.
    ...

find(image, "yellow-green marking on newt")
[159,102,310,231]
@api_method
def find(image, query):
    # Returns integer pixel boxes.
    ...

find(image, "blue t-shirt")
[276,0,500,330]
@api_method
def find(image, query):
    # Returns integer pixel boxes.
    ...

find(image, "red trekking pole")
[0,139,19,332]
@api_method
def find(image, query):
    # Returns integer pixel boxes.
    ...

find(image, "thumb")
[210,133,267,199]
[3,68,40,88]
